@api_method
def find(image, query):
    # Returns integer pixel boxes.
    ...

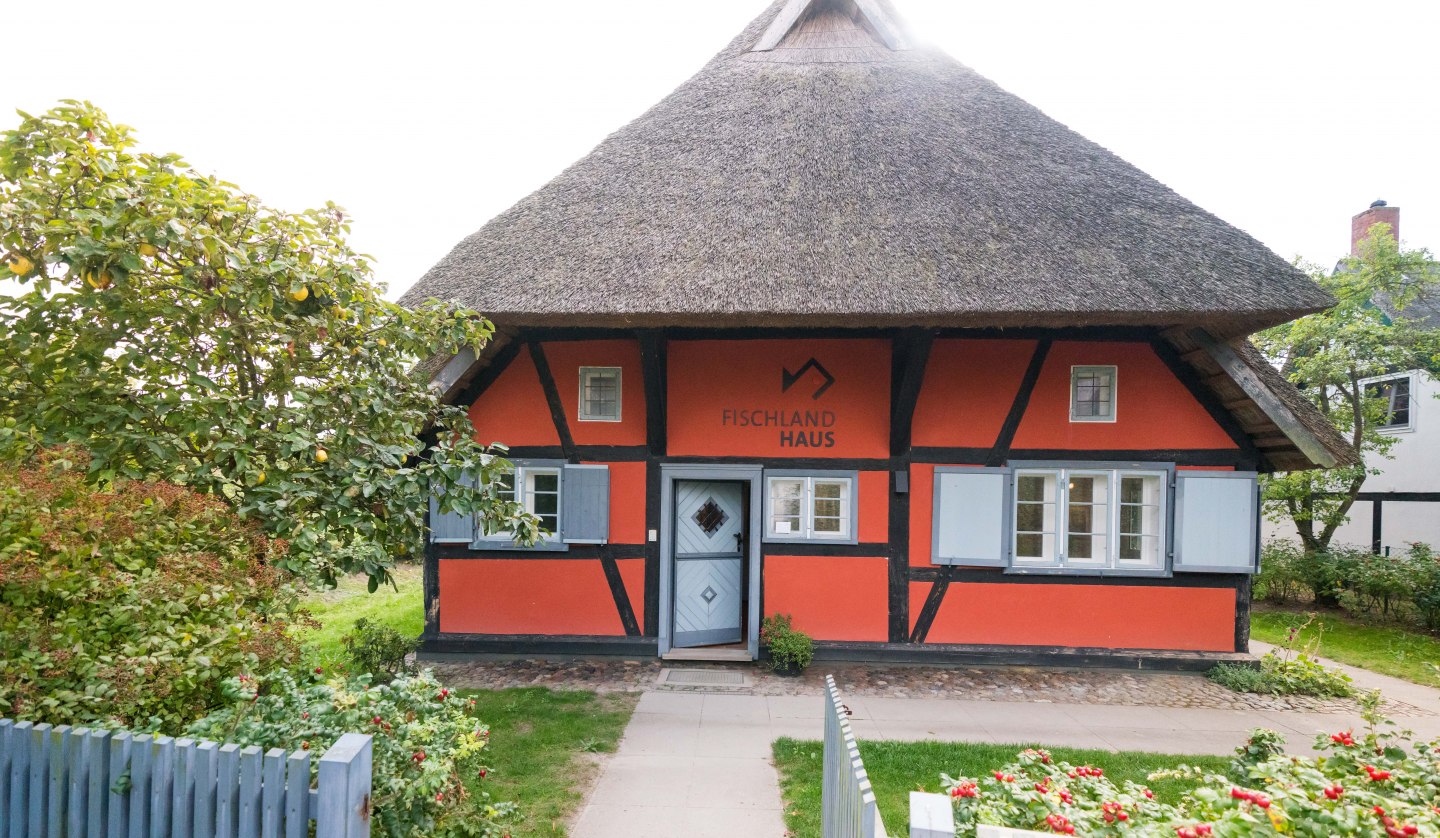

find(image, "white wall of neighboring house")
[1263,370,1440,552]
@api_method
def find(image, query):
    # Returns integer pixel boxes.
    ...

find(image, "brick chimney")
[1351,199,1400,254]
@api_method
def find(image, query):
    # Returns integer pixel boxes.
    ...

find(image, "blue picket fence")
[0,719,371,838]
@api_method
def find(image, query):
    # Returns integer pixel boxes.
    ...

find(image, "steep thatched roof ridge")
[401,0,1332,336]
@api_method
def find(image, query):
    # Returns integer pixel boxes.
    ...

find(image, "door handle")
[734,532,744,549]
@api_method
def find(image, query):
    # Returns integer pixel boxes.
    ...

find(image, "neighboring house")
[402,0,1353,666]
[1263,202,1440,553]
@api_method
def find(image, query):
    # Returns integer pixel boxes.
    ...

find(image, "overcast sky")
[5,0,1437,301]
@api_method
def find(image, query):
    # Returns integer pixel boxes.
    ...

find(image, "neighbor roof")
[401,0,1332,337]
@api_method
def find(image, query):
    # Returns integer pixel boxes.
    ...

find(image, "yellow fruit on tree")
[315,448,329,463]
[139,243,159,258]
[376,337,388,348]
[6,256,33,276]
[255,470,267,485]
[290,286,310,302]
[84,270,112,290]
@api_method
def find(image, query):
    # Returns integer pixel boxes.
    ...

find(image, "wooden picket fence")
[0,719,372,838]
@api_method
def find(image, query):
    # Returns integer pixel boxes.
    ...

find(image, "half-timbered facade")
[403,0,1355,666]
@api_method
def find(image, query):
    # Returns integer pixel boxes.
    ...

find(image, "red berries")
[1230,787,1270,807]
[313,667,323,675]
[1143,788,1155,799]
[412,750,426,764]
[435,792,444,802]
[372,715,383,725]
[950,781,979,799]
[993,771,1015,782]
[1102,802,1128,823]
[301,712,309,720]
[436,688,450,701]
[1177,826,1213,838]
[1375,806,1418,837]
[1323,785,1344,800]
[479,769,488,779]
[1044,813,1075,834]
[1364,765,1393,781]
[1331,730,1356,746]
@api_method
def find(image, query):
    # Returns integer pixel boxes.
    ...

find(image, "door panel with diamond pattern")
[673,481,744,648]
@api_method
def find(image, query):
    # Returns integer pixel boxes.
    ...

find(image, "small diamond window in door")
[693,497,729,535]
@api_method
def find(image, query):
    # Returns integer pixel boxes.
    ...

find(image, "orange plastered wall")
[440,559,634,636]
[914,339,1038,448]
[468,351,560,447]
[911,582,1236,652]
[764,556,888,641]
[619,558,645,629]
[542,341,647,446]
[1011,342,1236,450]
[858,470,889,542]
[667,339,891,458]
[601,461,648,544]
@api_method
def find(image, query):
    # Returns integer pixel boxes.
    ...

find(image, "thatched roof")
[401,0,1332,336]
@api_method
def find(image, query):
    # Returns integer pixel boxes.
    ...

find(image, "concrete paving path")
[570,662,1440,838]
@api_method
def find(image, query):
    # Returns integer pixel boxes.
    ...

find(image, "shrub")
[342,617,419,683]
[761,613,814,674]
[943,705,1440,836]
[1254,539,1309,603]
[0,447,301,728]
[1208,615,1353,698]
[188,668,515,838]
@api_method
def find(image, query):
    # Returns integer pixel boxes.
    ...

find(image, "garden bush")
[943,698,1440,836]
[761,613,814,674]
[0,445,302,728]
[188,668,515,838]
[342,617,419,683]
[1257,540,1440,630]
[1208,615,1353,698]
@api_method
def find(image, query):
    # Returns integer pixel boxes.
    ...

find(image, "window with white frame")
[764,473,855,542]
[1070,365,1117,422]
[1012,466,1165,571]
[488,463,562,541]
[578,367,622,422]
[1364,373,1414,432]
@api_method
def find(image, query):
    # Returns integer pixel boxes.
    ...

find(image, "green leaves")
[0,102,536,586]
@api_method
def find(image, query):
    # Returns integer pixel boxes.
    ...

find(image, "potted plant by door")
[761,613,814,677]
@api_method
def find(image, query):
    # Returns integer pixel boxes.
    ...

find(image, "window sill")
[468,540,570,553]
[762,536,859,546]
[1003,566,1170,579]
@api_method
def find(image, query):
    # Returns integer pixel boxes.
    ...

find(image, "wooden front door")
[672,480,745,648]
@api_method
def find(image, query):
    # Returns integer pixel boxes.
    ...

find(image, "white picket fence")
[0,719,372,838]
[820,676,1045,838]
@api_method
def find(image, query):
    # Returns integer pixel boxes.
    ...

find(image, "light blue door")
[672,481,745,648]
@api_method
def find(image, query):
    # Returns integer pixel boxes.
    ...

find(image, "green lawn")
[294,563,425,669]
[464,688,637,837]
[1252,608,1440,688]
[772,739,1231,838]
[297,567,638,836]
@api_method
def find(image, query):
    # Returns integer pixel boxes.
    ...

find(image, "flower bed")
[943,696,1440,836]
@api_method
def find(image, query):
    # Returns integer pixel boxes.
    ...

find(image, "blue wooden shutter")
[428,473,476,544]
[932,467,1009,566]
[561,465,610,544]
[1174,470,1259,573]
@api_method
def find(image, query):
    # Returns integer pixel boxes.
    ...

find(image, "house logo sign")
[781,358,835,400]
[717,357,838,449]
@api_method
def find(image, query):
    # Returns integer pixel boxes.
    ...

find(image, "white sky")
[5,0,1438,301]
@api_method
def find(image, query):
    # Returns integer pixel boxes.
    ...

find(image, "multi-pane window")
[1365,374,1413,432]
[578,367,621,422]
[765,474,854,541]
[1012,467,1164,571]
[488,465,561,539]
[1070,366,1117,422]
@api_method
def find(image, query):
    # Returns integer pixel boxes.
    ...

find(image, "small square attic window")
[578,367,621,422]
[1070,366,1116,422]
